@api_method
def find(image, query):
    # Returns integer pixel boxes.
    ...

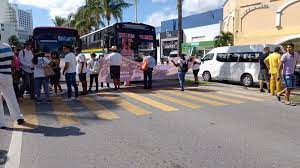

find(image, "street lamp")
[177,0,183,57]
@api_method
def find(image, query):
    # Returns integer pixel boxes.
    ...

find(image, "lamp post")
[177,0,183,57]
[135,0,138,22]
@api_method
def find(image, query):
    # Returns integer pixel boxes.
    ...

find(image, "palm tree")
[51,16,68,26]
[100,0,132,26]
[177,0,183,57]
[214,31,234,47]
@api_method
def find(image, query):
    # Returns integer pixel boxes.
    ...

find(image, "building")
[223,0,300,50]
[0,0,33,43]
[159,8,223,59]
[0,0,18,43]
[10,3,33,42]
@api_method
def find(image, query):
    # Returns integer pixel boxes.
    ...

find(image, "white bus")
[199,44,284,87]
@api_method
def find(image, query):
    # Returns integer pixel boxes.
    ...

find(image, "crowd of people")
[259,43,300,106]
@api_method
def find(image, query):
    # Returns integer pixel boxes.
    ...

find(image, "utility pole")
[177,0,183,57]
[135,0,138,22]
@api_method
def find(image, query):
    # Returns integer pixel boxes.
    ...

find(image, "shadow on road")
[4,122,85,137]
[0,150,8,165]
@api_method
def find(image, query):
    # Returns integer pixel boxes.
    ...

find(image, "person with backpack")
[19,41,35,99]
[171,54,189,91]
[87,53,100,92]
[32,52,52,103]
[49,51,63,95]
[142,51,156,89]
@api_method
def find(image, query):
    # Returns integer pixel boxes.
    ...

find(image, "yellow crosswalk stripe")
[103,95,152,116]
[217,91,263,101]
[186,90,243,104]
[79,96,120,120]
[150,92,202,109]
[122,92,178,112]
[161,90,227,106]
[19,99,38,128]
[52,97,80,126]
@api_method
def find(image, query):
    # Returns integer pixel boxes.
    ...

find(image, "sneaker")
[0,126,7,129]
[36,100,43,104]
[72,97,80,101]
[17,119,25,125]
[180,88,184,91]
[260,89,265,93]
[45,100,52,104]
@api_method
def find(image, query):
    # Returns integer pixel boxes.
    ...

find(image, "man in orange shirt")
[264,47,282,96]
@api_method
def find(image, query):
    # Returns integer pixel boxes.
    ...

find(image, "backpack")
[180,60,188,72]
[92,60,101,73]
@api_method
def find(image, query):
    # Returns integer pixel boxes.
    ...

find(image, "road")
[1,80,300,168]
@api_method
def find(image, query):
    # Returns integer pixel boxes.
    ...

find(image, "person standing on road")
[32,52,52,103]
[12,48,22,100]
[142,52,156,89]
[87,53,100,92]
[19,41,35,99]
[258,47,270,92]
[264,47,282,96]
[62,44,79,101]
[192,56,201,85]
[171,54,189,91]
[75,47,88,95]
[0,34,25,129]
[276,43,300,106]
[105,46,122,90]
[49,51,63,95]
[99,54,110,88]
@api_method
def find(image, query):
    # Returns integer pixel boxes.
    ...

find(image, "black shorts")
[258,69,270,81]
[110,66,121,80]
[78,73,87,81]
[193,69,199,77]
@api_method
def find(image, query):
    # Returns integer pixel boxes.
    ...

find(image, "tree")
[8,35,21,48]
[100,0,132,26]
[51,16,68,26]
[214,31,234,47]
[177,0,183,57]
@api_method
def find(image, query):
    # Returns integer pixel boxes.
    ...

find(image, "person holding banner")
[142,52,156,89]
[105,46,122,90]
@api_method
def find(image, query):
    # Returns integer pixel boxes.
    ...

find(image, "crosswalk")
[18,88,266,126]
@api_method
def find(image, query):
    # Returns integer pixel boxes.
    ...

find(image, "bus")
[199,44,284,87]
[80,22,178,82]
[31,27,81,56]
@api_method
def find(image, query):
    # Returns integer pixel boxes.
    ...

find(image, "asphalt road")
[1,81,300,168]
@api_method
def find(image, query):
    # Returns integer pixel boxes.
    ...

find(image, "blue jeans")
[178,71,186,89]
[34,77,50,100]
[283,74,296,89]
[65,73,78,98]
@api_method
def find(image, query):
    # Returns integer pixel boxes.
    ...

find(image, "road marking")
[217,91,263,101]
[150,92,202,109]
[186,90,243,104]
[20,99,38,128]
[5,124,22,168]
[122,92,178,112]
[228,90,266,97]
[79,96,120,120]
[52,97,80,126]
[103,95,152,116]
[161,90,227,106]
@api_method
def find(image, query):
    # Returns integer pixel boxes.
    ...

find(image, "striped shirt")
[0,43,13,75]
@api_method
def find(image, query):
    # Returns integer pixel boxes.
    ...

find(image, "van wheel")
[202,71,211,81]
[241,74,253,87]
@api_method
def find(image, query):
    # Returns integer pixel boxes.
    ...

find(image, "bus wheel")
[202,71,211,81]
[241,74,253,87]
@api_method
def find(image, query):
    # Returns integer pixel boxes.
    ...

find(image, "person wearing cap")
[0,34,25,129]
[19,41,35,99]
[105,46,122,90]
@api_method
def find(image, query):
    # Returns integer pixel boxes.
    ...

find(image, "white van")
[199,44,283,87]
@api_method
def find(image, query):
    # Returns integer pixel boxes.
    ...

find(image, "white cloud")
[9,0,85,18]
[145,10,177,27]
[183,0,226,16]
[152,0,168,3]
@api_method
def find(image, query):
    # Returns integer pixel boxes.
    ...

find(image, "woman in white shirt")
[192,56,201,85]
[32,52,51,103]
[87,53,100,92]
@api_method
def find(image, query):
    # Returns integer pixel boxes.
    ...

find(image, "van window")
[216,53,228,62]
[216,53,239,62]
[239,52,260,62]
[202,53,214,61]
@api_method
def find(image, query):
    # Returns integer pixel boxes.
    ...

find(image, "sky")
[8,0,226,28]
